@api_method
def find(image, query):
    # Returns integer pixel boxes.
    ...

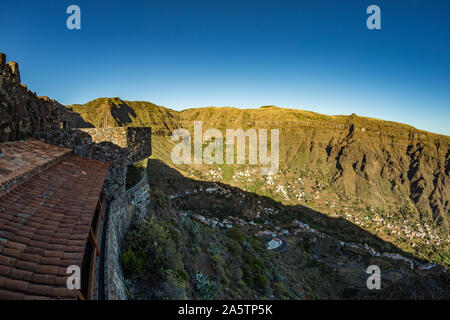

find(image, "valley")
[68,97,450,299]
[119,159,448,299]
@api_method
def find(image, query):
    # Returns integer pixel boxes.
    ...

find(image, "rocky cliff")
[0,52,91,143]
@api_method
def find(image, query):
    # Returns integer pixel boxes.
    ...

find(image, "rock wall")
[104,171,150,300]
[0,52,91,142]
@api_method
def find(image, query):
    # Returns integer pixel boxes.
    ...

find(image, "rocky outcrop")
[6,61,20,83]
[0,52,90,143]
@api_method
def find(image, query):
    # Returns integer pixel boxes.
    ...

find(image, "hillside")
[68,97,180,134]
[120,159,449,299]
[67,98,450,267]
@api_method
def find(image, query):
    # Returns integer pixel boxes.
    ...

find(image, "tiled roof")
[0,139,72,196]
[0,141,110,300]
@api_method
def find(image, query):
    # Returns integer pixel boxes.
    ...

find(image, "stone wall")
[104,171,150,300]
[77,127,152,164]
[35,127,152,165]
[35,127,151,199]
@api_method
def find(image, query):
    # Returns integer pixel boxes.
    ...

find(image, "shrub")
[243,254,264,270]
[120,248,147,279]
[216,264,226,281]
[235,268,244,281]
[176,269,189,282]
[228,239,242,256]
[272,267,286,282]
[242,254,268,291]
[195,272,218,300]
[273,281,290,298]
[242,239,252,250]
[207,243,222,255]
[253,274,269,290]
[227,228,244,242]
[237,279,246,288]
[162,281,187,300]
[162,269,188,300]
[248,237,262,250]
[211,254,226,267]
[121,217,184,283]
[183,218,201,245]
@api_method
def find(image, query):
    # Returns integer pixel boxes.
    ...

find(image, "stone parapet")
[104,170,150,300]
[36,127,151,164]
[35,127,151,199]
[77,127,152,163]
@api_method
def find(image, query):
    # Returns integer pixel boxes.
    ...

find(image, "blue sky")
[1,0,449,135]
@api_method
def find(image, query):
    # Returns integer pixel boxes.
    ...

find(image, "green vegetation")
[121,217,188,299]
[228,239,242,256]
[195,272,218,300]
[242,253,269,291]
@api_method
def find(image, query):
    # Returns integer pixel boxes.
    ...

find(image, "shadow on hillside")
[66,110,96,128]
[145,159,450,299]
[147,159,425,261]
[110,102,137,126]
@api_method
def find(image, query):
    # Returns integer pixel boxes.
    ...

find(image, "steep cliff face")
[296,122,450,234]
[0,52,90,143]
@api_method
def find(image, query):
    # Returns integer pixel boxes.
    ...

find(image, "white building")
[267,238,283,250]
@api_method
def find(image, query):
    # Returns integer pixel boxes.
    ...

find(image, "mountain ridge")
[67,97,449,138]
[67,97,450,267]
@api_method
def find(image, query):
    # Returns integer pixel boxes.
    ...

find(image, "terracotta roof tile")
[15,260,37,272]
[9,268,33,282]
[19,252,41,264]
[51,287,77,299]
[28,284,53,296]
[0,288,25,300]
[0,139,72,192]
[0,141,110,300]
[32,273,57,286]
[0,265,11,276]
[2,277,30,292]
[0,255,17,267]
[36,265,59,276]
[6,241,26,251]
